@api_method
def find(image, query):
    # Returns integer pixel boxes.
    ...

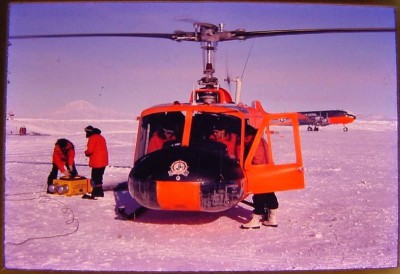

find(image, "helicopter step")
[118,205,148,220]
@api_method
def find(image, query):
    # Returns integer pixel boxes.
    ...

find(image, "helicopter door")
[245,113,305,194]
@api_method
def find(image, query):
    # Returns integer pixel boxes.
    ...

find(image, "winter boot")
[92,185,104,198]
[82,193,96,199]
[263,209,278,227]
[240,214,262,229]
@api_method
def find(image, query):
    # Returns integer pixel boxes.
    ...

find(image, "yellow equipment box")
[53,176,92,196]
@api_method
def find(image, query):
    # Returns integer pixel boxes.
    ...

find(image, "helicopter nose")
[128,146,244,212]
[128,177,244,212]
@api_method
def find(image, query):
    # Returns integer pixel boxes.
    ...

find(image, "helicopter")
[9,22,394,214]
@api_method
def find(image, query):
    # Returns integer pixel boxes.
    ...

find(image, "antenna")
[234,77,242,103]
[232,39,255,103]
[241,39,255,80]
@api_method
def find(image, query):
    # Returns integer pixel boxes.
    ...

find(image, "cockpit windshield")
[135,111,185,160]
[189,113,242,160]
[135,110,243,162]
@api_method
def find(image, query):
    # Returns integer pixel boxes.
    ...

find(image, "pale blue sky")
[6,2,397,118]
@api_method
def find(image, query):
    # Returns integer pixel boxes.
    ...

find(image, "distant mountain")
[41,100,133,120]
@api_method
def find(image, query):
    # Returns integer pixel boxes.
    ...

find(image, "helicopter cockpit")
[130,107,245,212]
[135,110,242,160]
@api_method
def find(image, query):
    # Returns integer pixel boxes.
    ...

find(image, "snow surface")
[3,117,398,271]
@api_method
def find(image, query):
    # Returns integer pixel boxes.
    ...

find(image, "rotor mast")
[196,23,225,87]
[199,41,217,86]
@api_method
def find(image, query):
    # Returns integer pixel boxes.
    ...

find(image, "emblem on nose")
[168,160,189,181]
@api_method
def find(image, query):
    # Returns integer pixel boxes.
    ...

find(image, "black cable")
[5,160,132,169]
[5,176,130,245]
[5,160,69,165]
[5,185,80,246]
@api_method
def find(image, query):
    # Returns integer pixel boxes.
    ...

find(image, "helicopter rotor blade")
[231,27,395,40]
[9,32,181,40]
[9,27,394,42]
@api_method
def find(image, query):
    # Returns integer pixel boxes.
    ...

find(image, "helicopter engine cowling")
[128,143,244,212]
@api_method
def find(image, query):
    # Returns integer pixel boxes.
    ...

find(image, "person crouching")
[47,138,78,193]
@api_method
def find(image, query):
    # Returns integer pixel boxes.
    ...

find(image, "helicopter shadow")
[112,181,252,225]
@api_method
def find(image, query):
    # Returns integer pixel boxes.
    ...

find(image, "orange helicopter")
[10,22,394,216]
[123,23,392,214]
[130,85,304,213]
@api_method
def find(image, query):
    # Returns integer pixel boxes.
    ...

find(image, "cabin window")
[244,116,300,167]
[265,118,297,165]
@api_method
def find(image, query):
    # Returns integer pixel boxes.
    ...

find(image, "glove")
[69,168,78,178]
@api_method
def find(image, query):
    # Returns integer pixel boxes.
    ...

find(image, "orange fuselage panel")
[328,116,355,125]
[157,181,201,211]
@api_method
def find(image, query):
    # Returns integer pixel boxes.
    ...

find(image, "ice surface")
[3,117,398,271]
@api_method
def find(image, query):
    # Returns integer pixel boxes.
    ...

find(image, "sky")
[5,2,397,119]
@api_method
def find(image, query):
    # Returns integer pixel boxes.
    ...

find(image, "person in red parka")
[47,138,78,193]
[209,122,238,159]
[83,125,109,198]
[240,124,279,229]
[147,127,176,153]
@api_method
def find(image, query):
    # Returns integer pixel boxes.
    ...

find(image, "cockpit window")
[135,111,185,160]
[189,113,242,160]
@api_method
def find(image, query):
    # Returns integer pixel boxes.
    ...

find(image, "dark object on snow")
[118,206,148,220]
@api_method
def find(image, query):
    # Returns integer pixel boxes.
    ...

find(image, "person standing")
[47,138,78,193]
[240,124,279,229]
[82,125,109,199]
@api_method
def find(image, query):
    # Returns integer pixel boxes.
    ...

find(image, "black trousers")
[91,167,106,186]
[252,192,279,215]
[47,163,78,185]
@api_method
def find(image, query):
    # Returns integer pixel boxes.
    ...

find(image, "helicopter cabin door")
[245,113,305,194]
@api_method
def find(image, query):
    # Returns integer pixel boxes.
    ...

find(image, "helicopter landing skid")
[118,205,147,220]
[240,200,255,208]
